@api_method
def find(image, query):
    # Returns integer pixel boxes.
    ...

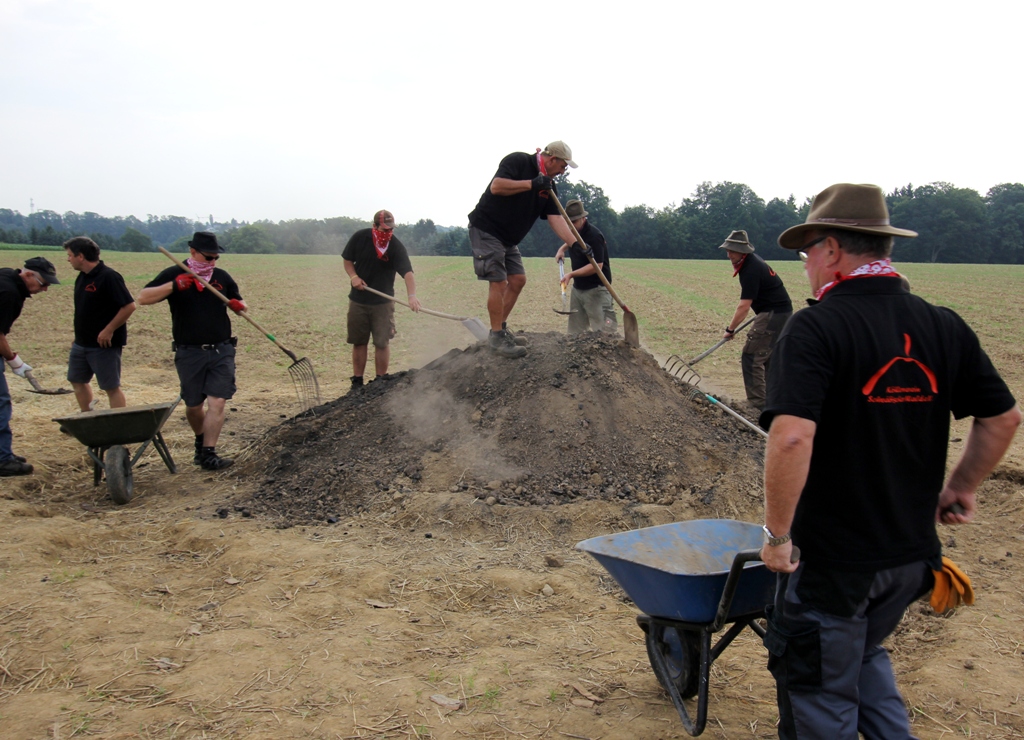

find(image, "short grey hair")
[823,228,894,259]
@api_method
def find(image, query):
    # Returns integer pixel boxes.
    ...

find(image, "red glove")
[228,299,245,314]
[174,274,196,292]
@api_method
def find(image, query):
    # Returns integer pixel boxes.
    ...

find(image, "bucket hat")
[565,200,589,221]
[778,183,917,250]
[718,230,754,254]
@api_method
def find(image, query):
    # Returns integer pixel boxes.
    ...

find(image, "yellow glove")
[930,556,975,614]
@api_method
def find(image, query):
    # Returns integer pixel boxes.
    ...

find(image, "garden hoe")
[158,248,322,412]
[360,286,490,342]
[550,191,640,347]
[552,258,577,315]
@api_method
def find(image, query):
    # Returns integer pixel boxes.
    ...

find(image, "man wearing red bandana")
[467,141,580,358]
[758,184,1021,739]
[342,210,421,391]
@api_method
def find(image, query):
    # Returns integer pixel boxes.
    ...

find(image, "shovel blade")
[623,310,640,348]
[462,317,490,342]
[28,388,74,395]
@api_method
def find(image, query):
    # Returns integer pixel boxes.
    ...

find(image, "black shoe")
[0,459,33,476]
[501,323,529,346]
[193,435,204,465]
[349,376,364,393]
[13,455,26,463]
[200,448,234,471]
[489,330,527,358]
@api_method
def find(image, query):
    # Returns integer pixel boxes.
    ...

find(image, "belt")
[173,337,237,351]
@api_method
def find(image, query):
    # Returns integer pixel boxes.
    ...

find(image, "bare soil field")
[1,251,1022,739]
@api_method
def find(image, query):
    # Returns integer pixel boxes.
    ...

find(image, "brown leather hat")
[718,229,754,254]
[778,183,917,249]
[565,199,588,221]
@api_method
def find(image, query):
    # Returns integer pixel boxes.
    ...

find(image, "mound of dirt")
[241,332,768,526]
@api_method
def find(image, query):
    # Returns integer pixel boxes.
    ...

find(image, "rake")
[158,248,322,412]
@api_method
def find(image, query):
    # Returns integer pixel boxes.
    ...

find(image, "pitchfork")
[158,248,322,412]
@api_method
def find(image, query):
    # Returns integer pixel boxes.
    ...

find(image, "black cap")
[23,256,60,285]
[188,231,225,254]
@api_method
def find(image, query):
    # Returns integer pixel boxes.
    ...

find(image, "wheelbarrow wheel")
[645,622,701,700]
[105,445,133,505]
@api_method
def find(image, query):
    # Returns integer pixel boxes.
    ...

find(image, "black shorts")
[174,342,237,407]
[67,344,123,390]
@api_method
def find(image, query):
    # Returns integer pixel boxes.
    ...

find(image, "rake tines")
[663,354,702,387]
[288,357,322,412]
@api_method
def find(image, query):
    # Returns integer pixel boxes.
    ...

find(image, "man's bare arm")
[761,414,816,572]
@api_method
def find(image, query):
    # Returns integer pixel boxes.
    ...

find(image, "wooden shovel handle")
[550,191,630,313]
[360,285,471,322]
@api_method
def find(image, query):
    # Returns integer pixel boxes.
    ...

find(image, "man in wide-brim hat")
[758,183,1021,738]
[718,229,792,411]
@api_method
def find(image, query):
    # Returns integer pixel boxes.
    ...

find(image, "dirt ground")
[1,253,1022,739]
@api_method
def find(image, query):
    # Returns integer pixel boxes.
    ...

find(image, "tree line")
[3,180,1022,263]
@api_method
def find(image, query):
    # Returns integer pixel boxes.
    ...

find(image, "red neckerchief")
[815,258,903,301]
[535,148,548,176]
[185,258,212,289]
[372,228,393,260]
[731,254,747,277]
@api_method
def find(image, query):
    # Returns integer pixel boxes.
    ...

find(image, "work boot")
[200,447,234,471]
[193,434,204,465]
[501,322,529,346]
[349,376,364,393]
[0,459,33,476]
[489,330,527,358]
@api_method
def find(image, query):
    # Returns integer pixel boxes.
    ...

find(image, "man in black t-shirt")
[719,230,792,411]
[342,210,421,391]
[467,141,580,357]
[0,256,59,477]
[553,199,616,334]
[759,184,1020,739]
[64,237,136,412]
[138,232,247,471]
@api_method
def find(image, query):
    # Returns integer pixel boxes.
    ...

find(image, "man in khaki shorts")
[342,210,421,391]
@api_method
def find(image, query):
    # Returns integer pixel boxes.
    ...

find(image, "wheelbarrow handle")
[711,546,800,632]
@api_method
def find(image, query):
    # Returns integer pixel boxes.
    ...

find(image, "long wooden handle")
[550,191,630,312]
[359,285,471,322]
[158,247,298,362]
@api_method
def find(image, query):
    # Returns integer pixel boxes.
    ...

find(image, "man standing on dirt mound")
[554,199,617,334]
[64,236,136,412]
[0,256,59,477]
[342,209,421,392]
[138,232,247,472]
[759,183,1021,739]
[719,230,792,412]
[468,141,581,358]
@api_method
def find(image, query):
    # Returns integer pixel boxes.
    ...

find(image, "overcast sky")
[2,1,1020,228]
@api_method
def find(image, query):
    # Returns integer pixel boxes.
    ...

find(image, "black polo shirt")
[145,266,242,346]
[0,268,30,335]
[342,229,414,306]
[73,261,135,347]
[762,277,1016,573]
[738,254,792,313]
[468,151,560,247]
[566,221,612,291]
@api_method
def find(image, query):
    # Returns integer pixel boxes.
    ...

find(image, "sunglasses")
[798,236,828,262]
[198,252,220,261]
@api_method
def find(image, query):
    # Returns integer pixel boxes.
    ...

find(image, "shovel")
[157,248,321,411]
[552,258,577,315]
[24,369,73,395]
[360,286,490,342]
[550,191,640,347]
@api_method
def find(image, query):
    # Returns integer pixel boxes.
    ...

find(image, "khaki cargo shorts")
[347,301,396,348]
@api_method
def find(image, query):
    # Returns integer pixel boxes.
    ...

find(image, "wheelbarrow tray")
[53,401,180,448]
[576,519,774,623]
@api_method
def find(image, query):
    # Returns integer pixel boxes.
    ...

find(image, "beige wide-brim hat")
[778,183,918,249]
[717,229,754,254]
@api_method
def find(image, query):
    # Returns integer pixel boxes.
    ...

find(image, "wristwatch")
[762,525,791,547]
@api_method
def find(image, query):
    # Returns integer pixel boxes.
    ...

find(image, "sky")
[1,0,1021,228]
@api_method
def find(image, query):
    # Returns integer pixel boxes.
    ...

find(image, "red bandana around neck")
[185,257,213,288]
[372,228,393,260]
[536,148,548,176]
[815,258,903,301]
[732,255,748,277]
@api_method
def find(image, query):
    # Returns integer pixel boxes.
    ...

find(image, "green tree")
[889,183,987,263]
[119,226,153,252]
[985,183,1024,264]
[226,224,276,254]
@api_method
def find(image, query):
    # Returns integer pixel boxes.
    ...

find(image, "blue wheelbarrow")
[53,398,181,505]
[577,519,784,736]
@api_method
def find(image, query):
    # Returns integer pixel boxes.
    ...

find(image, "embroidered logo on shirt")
[862,333,938,404]
[85,283,97,292]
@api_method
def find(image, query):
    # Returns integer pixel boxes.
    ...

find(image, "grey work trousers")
[741,309,791,409]
[567,285,617,335]
[765,561,932,739]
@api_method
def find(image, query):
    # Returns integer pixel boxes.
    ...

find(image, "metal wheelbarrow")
[577,519,777,736]
[53,397,182,505]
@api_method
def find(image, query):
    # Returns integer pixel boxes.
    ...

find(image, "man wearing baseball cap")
[759,183,1020,738]
[0,256,59,476]
[468,141,580,357]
